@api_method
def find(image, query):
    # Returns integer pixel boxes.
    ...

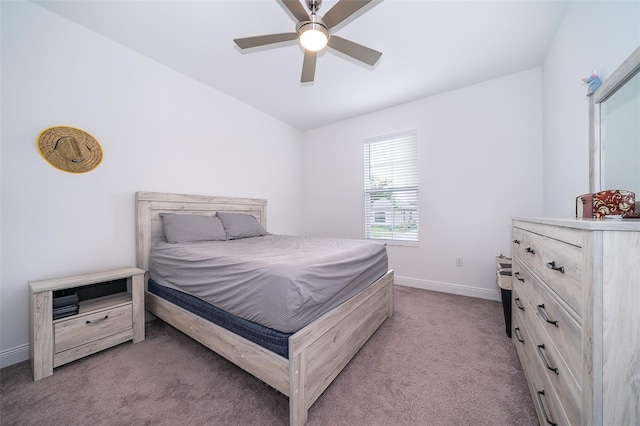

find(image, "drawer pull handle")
[86,315,109,324]
[525,247,536,254]
[546,261,565,273]
[537,304,559,327]
[537,344,559,375]
[536,390,558,426]
[513,239,521,245]
[514,327,525,343]
[514,298,525,311]
[515,272,525,282]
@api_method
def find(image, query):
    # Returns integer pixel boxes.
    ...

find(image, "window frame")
[363,130,419,246]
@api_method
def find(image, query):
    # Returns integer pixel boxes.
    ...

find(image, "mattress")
[147,278,291,357]
[149,234,388,333]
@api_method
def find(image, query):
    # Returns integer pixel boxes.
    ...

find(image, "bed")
[135,191,394,426]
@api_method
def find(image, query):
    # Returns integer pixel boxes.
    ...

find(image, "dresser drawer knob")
[536,390,558,426]
[514,272,525,282]
[86,315,109,324]
[537,344,560,375]
[514,327,525,343]
[514,298,525,311]
[546,261,565,273]
[537,304,559,327]
[525,247,536,254]
[513,239,521,245]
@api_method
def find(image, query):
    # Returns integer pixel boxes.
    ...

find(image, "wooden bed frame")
[135,191,394,426]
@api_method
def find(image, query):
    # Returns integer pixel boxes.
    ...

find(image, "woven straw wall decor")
[37,126,103,173]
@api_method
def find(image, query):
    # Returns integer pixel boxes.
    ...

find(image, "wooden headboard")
[135,191,267,271]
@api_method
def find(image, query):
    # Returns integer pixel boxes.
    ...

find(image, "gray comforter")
[149,235,388,333]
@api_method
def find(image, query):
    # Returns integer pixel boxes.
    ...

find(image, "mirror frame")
[589,45,640,193]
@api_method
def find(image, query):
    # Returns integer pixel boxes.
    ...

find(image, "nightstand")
[29,267,145,381]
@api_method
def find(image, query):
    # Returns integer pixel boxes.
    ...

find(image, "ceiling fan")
[233,0,382,83]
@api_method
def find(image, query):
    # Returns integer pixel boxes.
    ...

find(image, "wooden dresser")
[511,217,639,425]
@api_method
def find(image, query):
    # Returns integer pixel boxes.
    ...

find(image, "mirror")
[589,46,640,197]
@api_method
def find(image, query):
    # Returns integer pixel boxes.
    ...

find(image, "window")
[364,130,419,244]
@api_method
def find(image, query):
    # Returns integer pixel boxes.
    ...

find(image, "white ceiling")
[33,0,568,130]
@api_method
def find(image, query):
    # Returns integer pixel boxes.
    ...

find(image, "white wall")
[302,68,544,301]
[0,2,303,366]
[542,1,640,217]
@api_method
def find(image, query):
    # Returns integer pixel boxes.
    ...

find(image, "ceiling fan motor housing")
[296,15,330,37]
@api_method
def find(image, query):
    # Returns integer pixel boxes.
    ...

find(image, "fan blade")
[322,0,371,29]
[301,50,317,82]
[282,0,310,22]
[234,33,297,49]
[328,35,381,66]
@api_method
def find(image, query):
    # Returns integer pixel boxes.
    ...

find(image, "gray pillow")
[160,213,227,243]
[216,212,268,240]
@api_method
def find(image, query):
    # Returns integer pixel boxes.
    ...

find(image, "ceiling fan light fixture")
[298,22,329,52]
[233,0,382,82]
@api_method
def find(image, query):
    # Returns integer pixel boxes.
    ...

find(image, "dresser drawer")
[513,228,582,316]
[524,303,582,426]
[513,258,582,381]
[512,307,570,426]
[537,237,582,316]
[512,286,531,349]
[512,286,528,323]
[512,258,537,306]
[54,303,133,353]
[513,257,582,426]
[512,227,545,274]
[513,221,582,247]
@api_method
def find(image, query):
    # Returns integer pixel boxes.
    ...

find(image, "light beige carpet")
[1,285,537,425]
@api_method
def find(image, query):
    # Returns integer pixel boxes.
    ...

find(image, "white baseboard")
[395,275,502,302]
[1,343,30,369]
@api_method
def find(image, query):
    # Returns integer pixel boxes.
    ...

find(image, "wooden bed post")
[289,350,308,426]
[388,275,395,318]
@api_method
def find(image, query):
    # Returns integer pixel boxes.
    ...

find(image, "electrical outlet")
[456,256,463,267]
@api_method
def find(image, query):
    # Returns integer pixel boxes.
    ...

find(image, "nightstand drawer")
[54,303,133,353]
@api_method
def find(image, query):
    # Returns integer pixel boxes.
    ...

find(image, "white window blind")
[364,130,419,244]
